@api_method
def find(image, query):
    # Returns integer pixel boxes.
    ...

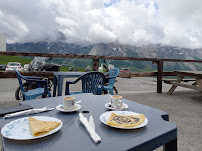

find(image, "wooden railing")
[1,51,202,93]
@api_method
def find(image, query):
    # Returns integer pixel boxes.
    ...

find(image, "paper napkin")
[88,115,95,130]
[79,113,101,143]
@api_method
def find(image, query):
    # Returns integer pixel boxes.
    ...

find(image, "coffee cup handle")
[72,101,75,106]
[118,100,122,107]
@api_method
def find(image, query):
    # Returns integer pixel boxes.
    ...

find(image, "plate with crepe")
[105,102,128,110]
[100,111,148,129]
[56,104,81,112]
[1,116,63,140]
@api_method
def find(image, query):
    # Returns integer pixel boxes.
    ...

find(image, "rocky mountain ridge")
[6,42,202,71]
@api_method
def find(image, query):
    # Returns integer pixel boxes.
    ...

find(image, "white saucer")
[105,102,128,110]
[56,104,81,112]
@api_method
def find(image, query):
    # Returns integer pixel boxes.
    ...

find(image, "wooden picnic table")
[166,71,202,95]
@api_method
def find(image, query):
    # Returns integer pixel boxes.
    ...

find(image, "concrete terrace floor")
[0,77,202,151]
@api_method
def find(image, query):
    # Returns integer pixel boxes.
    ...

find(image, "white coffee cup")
[111,95,123,109]
[63,96,76,110]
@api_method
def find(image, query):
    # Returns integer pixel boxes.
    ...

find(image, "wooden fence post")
[93,59,99,71]
[157,60,163,93]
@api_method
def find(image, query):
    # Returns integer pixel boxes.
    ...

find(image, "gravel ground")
[0,77,201,151]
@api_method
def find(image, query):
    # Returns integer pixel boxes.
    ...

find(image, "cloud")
[87,23,116,43]
[0,0,202,48]
[156,0,202,48]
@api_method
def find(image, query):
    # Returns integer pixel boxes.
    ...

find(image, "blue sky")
[104,0,120,7]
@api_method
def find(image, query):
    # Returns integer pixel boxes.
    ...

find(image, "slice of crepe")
[29,117,61,137]
[106,112,145,128]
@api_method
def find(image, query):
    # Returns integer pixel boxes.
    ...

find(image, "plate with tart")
[99,111,148,129]
[1,116,62,140]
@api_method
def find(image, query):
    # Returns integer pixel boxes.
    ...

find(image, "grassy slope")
[1,55,157,72]
[60,66,85,72]
[0,55,32,66]
[0,55,85,71]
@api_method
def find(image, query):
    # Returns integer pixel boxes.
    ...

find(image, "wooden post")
[93,59,99,71]
[157,60,163,93]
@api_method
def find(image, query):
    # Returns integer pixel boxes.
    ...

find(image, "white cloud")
[0,0,202,48]
[87,23,116,43]
[0,9,3,18]
[156,0,202,48]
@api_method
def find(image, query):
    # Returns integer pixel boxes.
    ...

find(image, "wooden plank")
[163,80,172,84]
[129,72,157,77]
[162,78,196,82]
[93,59,99,71]
[0,52,158,61]
[0,71,54,78]
[169,81,200,91]
[2,52,202,63]
[0,71,158,78]
[167,76,184,95]
[0,70,191,79]
[174,71,202,78]
[162,72,177,76]
[157,60,163,93]
[162,58,202,63]
[196,78,202,88]
[119,72,131,78]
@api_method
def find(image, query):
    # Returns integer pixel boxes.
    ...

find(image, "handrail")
[1,51,202,93]
[0,52,158,61]
[1,51,202,62]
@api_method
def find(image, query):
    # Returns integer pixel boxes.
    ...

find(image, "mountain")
[6,42,202,71]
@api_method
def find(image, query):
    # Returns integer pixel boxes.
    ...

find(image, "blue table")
[53,72,87,96]
[0,94,177,151]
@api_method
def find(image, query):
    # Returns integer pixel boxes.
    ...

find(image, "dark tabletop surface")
[54,72,87,77]
[53,72,87,96]
[0,94,177,151]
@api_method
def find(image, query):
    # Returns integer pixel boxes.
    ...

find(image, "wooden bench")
[164,71,202,95]
[163,78,199,95]
[162,78,196,84]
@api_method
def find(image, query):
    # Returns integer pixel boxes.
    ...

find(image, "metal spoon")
[75,100,82,104]
[107,104,113,108]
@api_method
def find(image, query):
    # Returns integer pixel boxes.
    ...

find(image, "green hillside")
[0,55,85,71]
[0,55,32,66]
[0,55,156,72]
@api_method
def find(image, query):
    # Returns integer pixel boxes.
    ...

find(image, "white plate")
[105,102,128,110]
[56,104,81,112]
[1,116,63,140]
[100,111,148,129]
